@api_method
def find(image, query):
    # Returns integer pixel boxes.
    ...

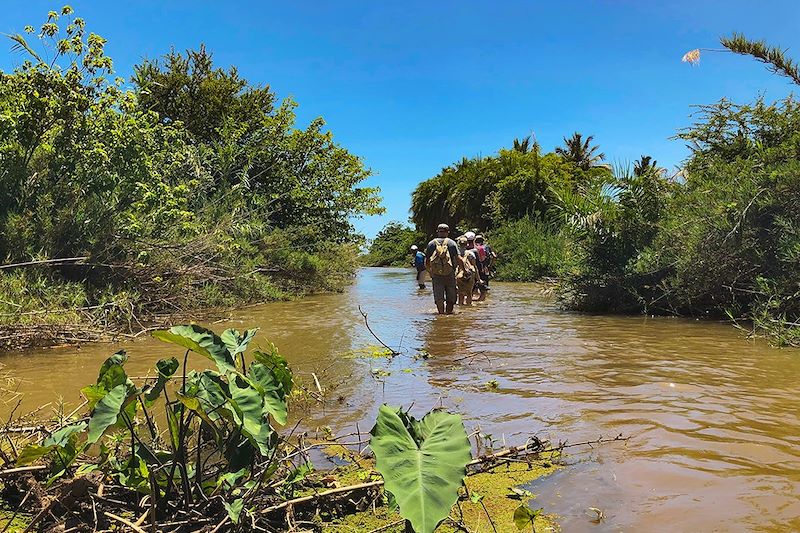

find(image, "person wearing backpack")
[410,245,428,289]
[473,234,495,301]
[455,236,478,306]
[424,223,461,314]
[464,231,486,301]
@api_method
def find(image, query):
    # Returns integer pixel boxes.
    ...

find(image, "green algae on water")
[320,457,560,532]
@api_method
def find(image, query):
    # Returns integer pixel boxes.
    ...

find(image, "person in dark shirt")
[424,223,461,314]
[474,234,495,299]
[411,245,427,289]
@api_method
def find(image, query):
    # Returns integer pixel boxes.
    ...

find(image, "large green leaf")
[43,422,87,448]
[152,325,236,373]
[253,347,293,395]
[82,355,133,410]
[229,376,262,435]
[251,422,277,457]
[228,377,265,439]
[81,350,135,410]
[87,384,129,444]
[220,328,258,358]
[80,384,108,410]
[97,351,128,380]
[144,357,179,406]
[16,444,54,466]
[513,504,542,530]
[228,376,274,456]
[195,371,229,422]
[247,363,287,425]
[370,406,471,533]
[99,364,131,393]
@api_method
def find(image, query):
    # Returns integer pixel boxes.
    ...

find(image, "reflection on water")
[3,267,800,531]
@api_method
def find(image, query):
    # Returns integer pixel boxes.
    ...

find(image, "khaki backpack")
[428,239,454,276]
[457,251,476,282]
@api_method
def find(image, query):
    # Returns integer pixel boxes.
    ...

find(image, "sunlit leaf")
[43,422,87,448]
[87,384,129,444]
[247,363,287,425]
[228,376,266,446]
[370,405,471,533]
[513,505,542,530]
[220,328,258,358]
[252,346,293,395]
[153,325,235,373]
[16,444,54,466]
[223,498,244,524]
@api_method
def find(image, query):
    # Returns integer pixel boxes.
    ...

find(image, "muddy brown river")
[2,268,799,531]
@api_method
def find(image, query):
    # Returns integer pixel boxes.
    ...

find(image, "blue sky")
[3,1,799,238]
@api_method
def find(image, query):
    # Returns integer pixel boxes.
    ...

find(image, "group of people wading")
[410,223,495,314]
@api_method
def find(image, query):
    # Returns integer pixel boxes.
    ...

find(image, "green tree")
[554,132,606,171]
[511,135,533,153]
[633,155,661,177]
[363,222,425,267]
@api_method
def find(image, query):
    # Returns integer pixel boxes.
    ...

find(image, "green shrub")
[362,222,425,267]
[490,218,570,281]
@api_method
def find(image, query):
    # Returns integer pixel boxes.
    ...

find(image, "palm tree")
[633,155,658,176]
[512,136,531,153]
[555,132,606,170]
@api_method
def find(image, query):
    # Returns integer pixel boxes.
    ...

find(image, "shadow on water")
[2,267,800,531]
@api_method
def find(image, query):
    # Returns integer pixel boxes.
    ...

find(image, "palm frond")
[721,32,800,85]
[6,33,43,63]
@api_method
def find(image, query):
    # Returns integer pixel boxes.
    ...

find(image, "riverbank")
[0,248,360,352]
[0,433,563,533]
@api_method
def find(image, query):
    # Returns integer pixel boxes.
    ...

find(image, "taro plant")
[369,404,472,533]
[16,324,294,525]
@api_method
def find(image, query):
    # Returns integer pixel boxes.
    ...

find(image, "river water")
[2,267,799,531]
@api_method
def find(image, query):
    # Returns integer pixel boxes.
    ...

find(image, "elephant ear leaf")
[370,405,472,533]
[87,384,129,444]
[153,325,235,373]
[16,444,54,466]
[220,328,259,358]
[253,347,293,395]
[247,363,287,425]
[144,357,179,406]
[43,422,87,448]
[96,351,127,381]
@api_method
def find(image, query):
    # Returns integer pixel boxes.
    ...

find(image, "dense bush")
[549,98,799,345]
[661,99,799,341]
[0,8,382,337]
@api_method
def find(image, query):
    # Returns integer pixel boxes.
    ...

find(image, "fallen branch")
[104,511,148,533]
[261,480,384,515]
[0,257,89,270]
[357,305,400,356]
[0,465,47,476]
